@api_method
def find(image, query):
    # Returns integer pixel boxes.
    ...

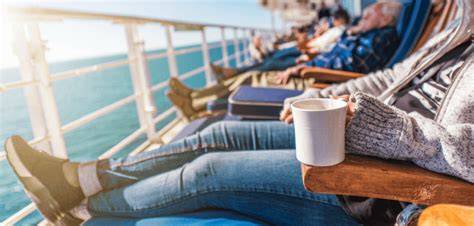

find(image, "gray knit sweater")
[283,1,473,182]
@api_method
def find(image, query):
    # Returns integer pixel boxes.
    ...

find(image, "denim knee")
[184,152,222,183]
[201,121,240,136]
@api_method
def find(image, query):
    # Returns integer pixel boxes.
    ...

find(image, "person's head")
[321,1,327,8]
[357,1,402,32]
[295,26,309,46]
[252,35,262,48]
[332,8,350,27]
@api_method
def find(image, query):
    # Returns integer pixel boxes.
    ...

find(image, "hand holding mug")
[281,95,355,126]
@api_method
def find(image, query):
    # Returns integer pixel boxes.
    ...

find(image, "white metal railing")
[1,6,274,225]
[50,59,131,81]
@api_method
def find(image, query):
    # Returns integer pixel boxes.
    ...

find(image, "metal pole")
[220,27,229,67]
[233,28,241,67]
[242,29,249,65]
[12,24,51,153]
[200,27,212,85]
[165,25,179,77]
[26,23,68,158]
[245,29,252,65]
[124,24,157,141]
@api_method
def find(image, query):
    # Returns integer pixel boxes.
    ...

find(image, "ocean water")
[0,41,245,224]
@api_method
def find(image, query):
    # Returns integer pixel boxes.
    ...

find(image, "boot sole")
[5,136,82,226]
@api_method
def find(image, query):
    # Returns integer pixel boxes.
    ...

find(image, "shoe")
[167,91,197,121]
[5,136,84,225]
[169,77,193,97]
[210,64,238,79]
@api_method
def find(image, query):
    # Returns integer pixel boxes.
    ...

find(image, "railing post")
[220,27,229,67]
[233,28,241,67]
[242,29,250,65]
[124,24,157,141]
[26,23,68,158]
[200,27,213,85]
[12,23,51,153]
[165,25,179,77]
[354,0,362,16]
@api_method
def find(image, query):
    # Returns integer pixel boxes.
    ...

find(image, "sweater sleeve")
[345,92,474,183]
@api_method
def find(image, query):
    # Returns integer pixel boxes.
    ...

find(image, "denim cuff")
[78,161,104,197]
[396,204,425,226]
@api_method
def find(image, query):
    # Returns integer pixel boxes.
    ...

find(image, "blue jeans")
[238,56,298,73]
[87,121,359,226]
[271,47,301,60]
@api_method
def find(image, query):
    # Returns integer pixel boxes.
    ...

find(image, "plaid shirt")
[306,26,399,73]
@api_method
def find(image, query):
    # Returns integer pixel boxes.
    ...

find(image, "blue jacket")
[306,26,400,73]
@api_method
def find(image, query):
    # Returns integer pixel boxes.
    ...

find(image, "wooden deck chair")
[301,4,472,204]
[413,0,455,51]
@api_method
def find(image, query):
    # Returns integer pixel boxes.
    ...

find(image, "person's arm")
[281,47,422,122]
[346,92,473,183]
[279,66,399,123]
[306,26,345,53]
[275,64,307,85]
[283,65,399,109]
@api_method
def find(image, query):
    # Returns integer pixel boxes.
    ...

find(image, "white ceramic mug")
[291,98,347,166]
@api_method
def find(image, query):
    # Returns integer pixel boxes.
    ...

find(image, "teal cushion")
[83,210,266,226]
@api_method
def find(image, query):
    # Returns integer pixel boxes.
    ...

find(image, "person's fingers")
[277,76,283,84]
[284,114,294,124]
[278,73,287,85]
[282,74,289,84]
[328,95,354,127]
[347,101,356,117]
[279,108,290,121]
[340,95,350,102]
[344,98,357,128]
[276,72,283,84]
[345,117,351,127]
[329,95,350,102]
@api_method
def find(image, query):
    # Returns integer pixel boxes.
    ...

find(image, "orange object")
[418,204,474,226]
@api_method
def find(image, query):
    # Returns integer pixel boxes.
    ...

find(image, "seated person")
[5,19,472,226]
[211,25,310,79]
[213,8,351,78]
[275,1,401,85]
[248,34,272,63]
[297,8,350,63]
[168,2,400,119]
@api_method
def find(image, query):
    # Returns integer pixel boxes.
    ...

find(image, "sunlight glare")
[0,4,17,69]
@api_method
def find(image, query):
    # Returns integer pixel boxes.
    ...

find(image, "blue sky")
[0,0,282,68]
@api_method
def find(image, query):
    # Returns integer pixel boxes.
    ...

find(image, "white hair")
[378,1,403,25]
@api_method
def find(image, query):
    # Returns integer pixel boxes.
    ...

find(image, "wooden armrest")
[301,154,474,206]
[301,67,365,83]
[311,83,331,89]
